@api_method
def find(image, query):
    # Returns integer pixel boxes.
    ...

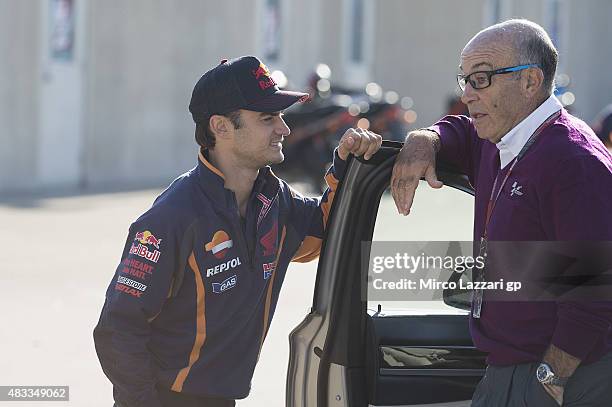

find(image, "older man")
[391,20,612,406]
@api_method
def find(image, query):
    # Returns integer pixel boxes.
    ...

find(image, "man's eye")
[473,74,488,84]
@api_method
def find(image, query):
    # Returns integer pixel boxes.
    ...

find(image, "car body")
[286,141,486,406]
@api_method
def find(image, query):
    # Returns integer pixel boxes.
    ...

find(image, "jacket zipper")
[231,193,256,272]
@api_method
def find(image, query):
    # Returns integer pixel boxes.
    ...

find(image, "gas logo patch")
[212,275,237,294]
[205,230,233,259]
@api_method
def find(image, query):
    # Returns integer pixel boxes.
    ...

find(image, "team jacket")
[93,150,346,406]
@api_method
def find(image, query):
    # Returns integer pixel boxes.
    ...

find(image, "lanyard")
[472,109,561,319]
[483,110,561,239]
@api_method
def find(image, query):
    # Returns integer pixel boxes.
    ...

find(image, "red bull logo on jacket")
[134,230,162,249]
[205,230,233,259]
[130,230,162,263]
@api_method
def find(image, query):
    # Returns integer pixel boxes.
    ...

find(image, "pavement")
[0,180,473,406]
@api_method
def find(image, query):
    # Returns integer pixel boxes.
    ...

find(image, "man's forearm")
[405,129,441,153]
[543,344,581,377]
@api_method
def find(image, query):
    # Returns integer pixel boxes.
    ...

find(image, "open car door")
[287,141,487,406]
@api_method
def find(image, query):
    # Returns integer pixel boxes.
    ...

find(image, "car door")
[286,141,486,407]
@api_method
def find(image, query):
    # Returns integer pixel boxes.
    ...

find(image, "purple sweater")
[430,110,612,366]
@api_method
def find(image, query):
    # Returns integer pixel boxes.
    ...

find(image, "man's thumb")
[425,165,443,189]
[338,136,354,160]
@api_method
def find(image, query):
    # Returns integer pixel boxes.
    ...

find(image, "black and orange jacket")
[93,149,346,406]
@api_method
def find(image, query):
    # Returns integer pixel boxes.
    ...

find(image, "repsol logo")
[206,256,242,278]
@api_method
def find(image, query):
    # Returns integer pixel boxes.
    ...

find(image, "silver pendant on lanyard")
[472,237,487,318]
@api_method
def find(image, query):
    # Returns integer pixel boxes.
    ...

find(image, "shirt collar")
[196,149,280,205]
[496,94,563,168]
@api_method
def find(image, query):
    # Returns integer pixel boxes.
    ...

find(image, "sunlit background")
[0,1,611,406]
[1,0,611,194]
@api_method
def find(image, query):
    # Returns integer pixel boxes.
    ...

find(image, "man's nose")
[276,117,291,136]
[461,83,478,105]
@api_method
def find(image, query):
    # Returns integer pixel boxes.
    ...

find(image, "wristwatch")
[536,362,569,387]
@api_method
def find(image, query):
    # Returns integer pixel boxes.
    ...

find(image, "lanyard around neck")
[483,110,561,238]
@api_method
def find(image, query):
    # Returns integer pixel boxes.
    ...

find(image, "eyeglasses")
[457,64,540,91]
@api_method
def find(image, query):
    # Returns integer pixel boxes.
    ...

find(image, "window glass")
[368,182,474,315]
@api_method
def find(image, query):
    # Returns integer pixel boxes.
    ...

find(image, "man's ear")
[209,115,232,140]
[523,67,544,98]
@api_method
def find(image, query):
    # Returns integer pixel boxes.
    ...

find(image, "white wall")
[1,0,610,193]
[562,0,612,123]
[0,0,40,192]
[371,0,486,128]
[37,0,86,189]
[83,0,262,187]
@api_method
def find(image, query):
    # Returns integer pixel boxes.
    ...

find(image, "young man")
[391,20,612,406]
[94,56,382,407]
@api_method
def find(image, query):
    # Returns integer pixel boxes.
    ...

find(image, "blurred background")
[1,0,611,194]
[0,1,611,405]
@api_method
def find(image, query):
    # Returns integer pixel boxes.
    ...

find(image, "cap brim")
[246,90,310,112]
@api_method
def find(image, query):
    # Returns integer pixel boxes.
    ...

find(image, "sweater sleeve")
[428,114,483,183]
[545,155,612,359]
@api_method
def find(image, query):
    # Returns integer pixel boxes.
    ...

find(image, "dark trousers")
[114,386,235,407]
[471,351,612,406]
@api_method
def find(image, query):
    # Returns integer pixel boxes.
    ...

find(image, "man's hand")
[337,128,383,161]
[542,384,563,406]
[540,344,581,406]
[391,130,443,215]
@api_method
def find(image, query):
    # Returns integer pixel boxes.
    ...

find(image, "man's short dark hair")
[517,27,558,95]
[493,19,559,95]
[195,110,243,149]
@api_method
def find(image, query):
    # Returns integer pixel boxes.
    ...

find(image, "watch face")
[537,364,551,382]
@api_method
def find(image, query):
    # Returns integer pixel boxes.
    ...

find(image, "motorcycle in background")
[273,65,416,192]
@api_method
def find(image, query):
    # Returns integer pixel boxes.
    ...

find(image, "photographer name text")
[372,278,522,292]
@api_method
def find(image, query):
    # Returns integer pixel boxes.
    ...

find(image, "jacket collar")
[196,149,281,208]
[198,149,226,187]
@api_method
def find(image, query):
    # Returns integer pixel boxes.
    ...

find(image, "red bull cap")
[188,56,309,124]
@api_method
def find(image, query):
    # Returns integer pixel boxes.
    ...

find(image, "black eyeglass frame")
[457,64,541,91]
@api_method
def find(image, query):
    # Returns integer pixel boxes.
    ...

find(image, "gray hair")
[482,19,559,95]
